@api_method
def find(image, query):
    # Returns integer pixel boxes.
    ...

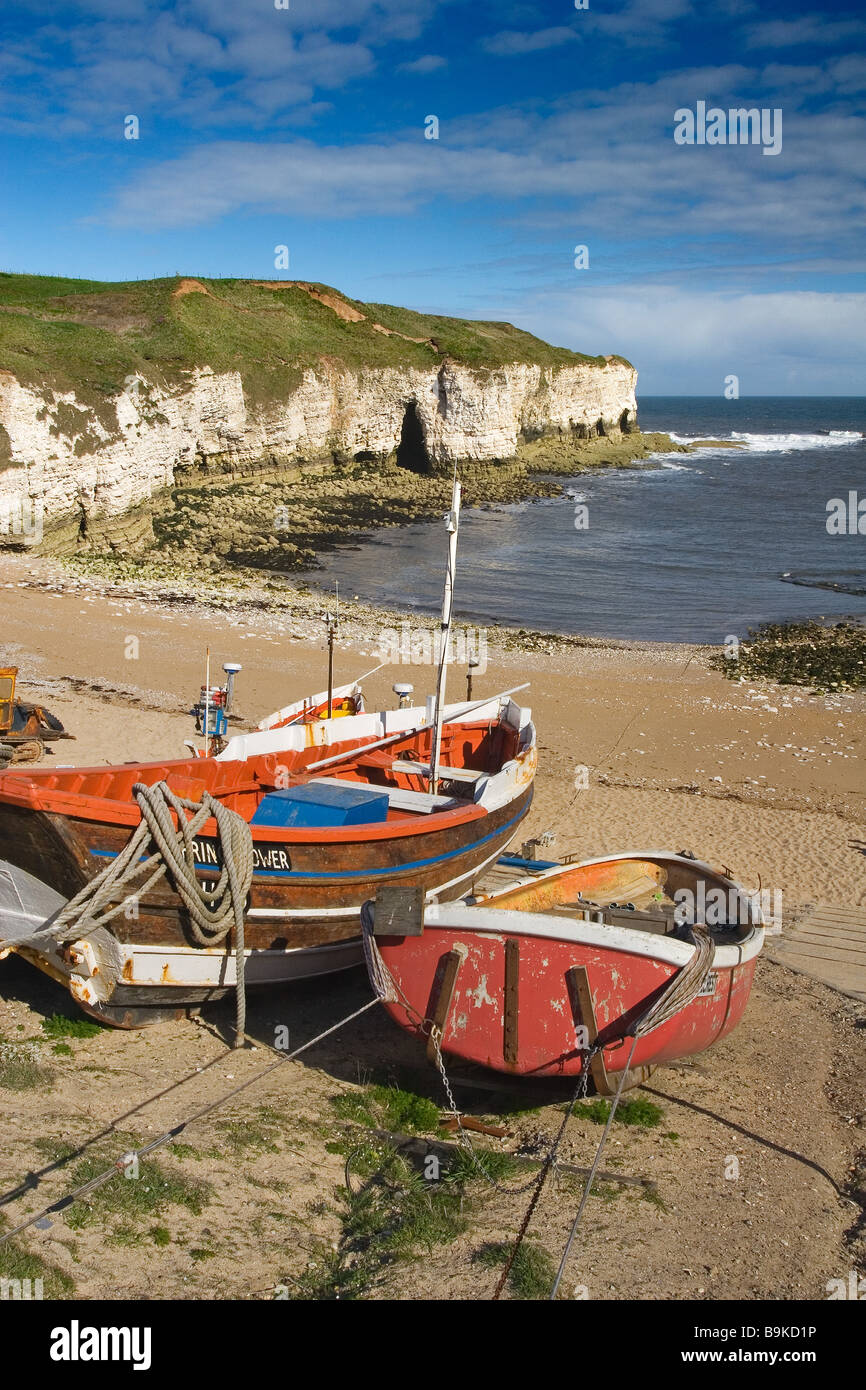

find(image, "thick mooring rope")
[21,780,254,1046]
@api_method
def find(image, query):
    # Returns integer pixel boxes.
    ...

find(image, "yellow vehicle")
[0,667,74,767]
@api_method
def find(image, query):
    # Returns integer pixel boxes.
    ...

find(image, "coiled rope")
[20,780,254,1047]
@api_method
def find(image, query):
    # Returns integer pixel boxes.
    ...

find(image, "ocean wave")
[731,430,863,452]
[642,452,699,470]
[667,429,862,454]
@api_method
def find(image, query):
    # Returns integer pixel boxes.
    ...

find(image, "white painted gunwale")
[427,851,765,970]
[424,903,763,970]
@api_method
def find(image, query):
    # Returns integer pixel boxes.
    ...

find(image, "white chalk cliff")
[0,357,637,549]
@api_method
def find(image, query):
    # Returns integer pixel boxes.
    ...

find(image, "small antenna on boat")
[466,656,479,702]
[323,582,339,719]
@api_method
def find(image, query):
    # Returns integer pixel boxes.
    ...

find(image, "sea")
[299,397,866,644]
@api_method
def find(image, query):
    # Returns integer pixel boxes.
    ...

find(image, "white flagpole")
[429,473,461,793]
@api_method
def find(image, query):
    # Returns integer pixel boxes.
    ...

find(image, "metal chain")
[491,1053,597,1299]
[430,1023,598,1198]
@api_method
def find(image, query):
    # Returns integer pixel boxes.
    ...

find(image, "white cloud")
[745,16,866,50]
[482,27,579,56]
[0,0,442,131]
[398,53,447,73]
[102,60,866,260]
[513,284,866,393]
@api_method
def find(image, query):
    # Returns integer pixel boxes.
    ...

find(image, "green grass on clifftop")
[0,274,630,428]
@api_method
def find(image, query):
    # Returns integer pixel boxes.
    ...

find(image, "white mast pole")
[429,473,461,794]
[203,646,211,758]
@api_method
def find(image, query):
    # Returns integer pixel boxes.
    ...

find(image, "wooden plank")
[425,947,467,1062]
[783,938,866,958]
[775,945,866,966]
[801,911,866,924]
[767,900,866,1000]
[372,884,425,937]
[790,917,866,932]
[786,926,866,944]
[503,938,519,1065]
[391,759,486,784]
[566,965,614,1096]
[797,904,866,925]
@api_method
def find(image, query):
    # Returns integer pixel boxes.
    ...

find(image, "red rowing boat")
[364,851,764,1086]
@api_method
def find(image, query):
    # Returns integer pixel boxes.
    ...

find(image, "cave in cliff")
[396,401,431,474]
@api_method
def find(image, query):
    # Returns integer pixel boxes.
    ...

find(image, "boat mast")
[203,647,211,758]
[324,581,339,718]
[429,472,461,793]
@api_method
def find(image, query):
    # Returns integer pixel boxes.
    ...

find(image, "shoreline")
[11,538,865,662]
[9,546,704,656]
[15,428,691,567]
[2,549,864,829]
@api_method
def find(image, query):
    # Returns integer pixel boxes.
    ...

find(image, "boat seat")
[540,904,679,936]
[568,876,663,912]
[391,759,487,784]
[313,777,457,815]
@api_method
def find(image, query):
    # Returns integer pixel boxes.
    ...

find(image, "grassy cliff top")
[0,273,632,418]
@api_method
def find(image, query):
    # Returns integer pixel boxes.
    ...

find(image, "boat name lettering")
[194,839,291,872]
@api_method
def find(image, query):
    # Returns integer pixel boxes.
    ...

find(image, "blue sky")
[1,0,864,393]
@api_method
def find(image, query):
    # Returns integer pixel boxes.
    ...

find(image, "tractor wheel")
[0,743,15,771]
[11,739,44,764]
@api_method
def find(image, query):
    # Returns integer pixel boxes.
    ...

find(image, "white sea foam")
[731,430,862,452]
[667,429,862,454]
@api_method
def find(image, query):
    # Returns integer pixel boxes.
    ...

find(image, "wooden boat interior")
[477,855,755,941]
[0,718,520,825]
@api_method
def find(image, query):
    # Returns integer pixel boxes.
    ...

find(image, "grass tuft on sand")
[63,1137,212,1237]
[0,1041,54,1091]
[40,1013,103,1040]
[474,1240,558,1299]
[331,1084,443,1135]
[576,1095,664,1128]
[0,1214,75,1299]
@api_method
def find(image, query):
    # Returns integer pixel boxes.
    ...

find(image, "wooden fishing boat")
[364,851,764,1086]
[0,693,535,1026]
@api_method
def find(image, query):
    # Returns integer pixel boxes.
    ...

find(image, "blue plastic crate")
[250,782,390,829]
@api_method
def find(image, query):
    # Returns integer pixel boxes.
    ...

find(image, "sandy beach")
[1,551,864,1301]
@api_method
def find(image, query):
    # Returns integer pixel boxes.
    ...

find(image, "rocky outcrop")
[0,357,637,552]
